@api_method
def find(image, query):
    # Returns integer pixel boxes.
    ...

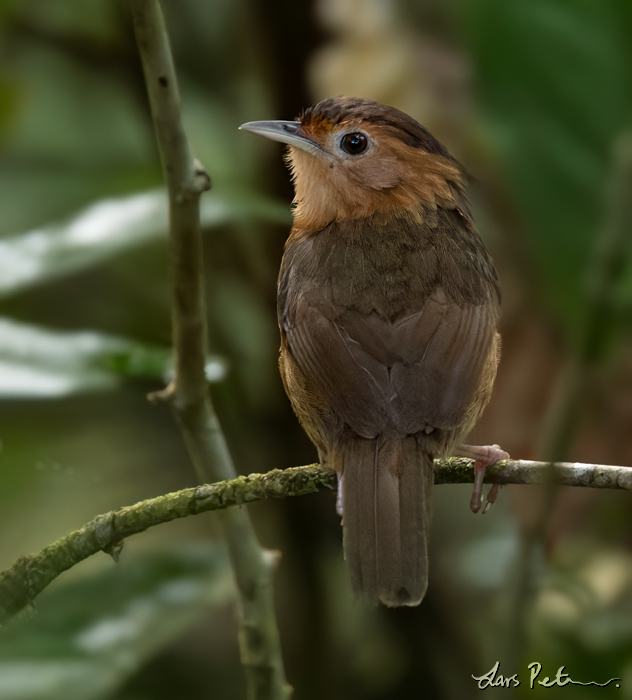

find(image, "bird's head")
[240,96,466,230]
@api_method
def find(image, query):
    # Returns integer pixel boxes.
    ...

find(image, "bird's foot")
[336,474,344,519]
[456,444,510,514]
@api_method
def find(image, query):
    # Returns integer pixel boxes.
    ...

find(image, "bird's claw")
[336,474,344,519]
[462,444,509,514]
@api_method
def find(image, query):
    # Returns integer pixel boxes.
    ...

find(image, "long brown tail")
[341,435,433,607]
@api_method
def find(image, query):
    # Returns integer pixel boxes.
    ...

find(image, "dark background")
[1,0,632,698]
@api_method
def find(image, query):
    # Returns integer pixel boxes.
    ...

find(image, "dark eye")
[340,132,369,155]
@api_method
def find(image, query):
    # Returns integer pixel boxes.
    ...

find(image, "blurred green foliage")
[0,0,631,698]
[467,0,632,338]
[0,546,233,700]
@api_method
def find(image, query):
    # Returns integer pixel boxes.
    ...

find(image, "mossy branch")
[125,2,290,697]
[1,457,631,626]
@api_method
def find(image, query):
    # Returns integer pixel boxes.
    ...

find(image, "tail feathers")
[341,436,433,607]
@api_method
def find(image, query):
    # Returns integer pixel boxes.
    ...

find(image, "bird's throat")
[287,145,465,231]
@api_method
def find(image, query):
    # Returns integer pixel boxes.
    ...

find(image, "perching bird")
[240,97,508,607]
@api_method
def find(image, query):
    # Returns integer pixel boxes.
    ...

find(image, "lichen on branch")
[2,457,631,626]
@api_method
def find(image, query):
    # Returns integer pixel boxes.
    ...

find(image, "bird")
[240,96,508,608]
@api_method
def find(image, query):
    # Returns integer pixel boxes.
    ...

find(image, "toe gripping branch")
[460,444,510,514]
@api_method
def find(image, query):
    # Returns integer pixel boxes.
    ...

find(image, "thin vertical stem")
[126,2,292,697]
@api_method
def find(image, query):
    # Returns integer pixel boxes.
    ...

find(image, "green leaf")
[0,78,22,143]
[13,0,120,44]
[0,317,226,398]
[0,188,289,298]
[0,546,233,700]
[467,0,632,337]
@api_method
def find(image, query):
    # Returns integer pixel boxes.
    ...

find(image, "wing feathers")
[286,287,496,436]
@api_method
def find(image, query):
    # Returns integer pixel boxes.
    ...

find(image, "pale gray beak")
[239,120,323,154]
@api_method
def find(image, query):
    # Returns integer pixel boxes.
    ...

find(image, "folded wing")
[284,288,496,439]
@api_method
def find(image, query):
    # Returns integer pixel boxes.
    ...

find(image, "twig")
[125,2,290,698]
[1,458,630,626]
